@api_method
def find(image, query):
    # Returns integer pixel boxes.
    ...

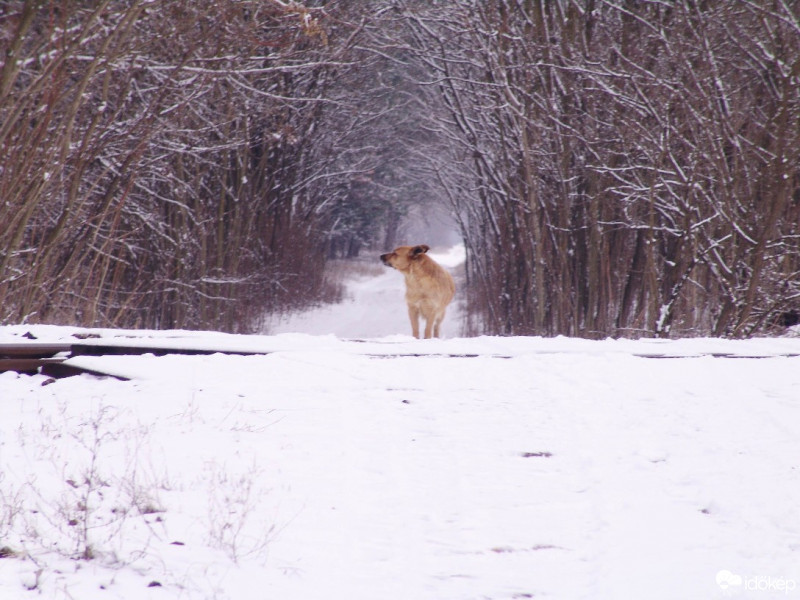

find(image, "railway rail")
[3,337,799,382]
[0,340,260,380]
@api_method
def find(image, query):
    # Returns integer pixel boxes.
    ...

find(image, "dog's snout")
[380,253,390,265]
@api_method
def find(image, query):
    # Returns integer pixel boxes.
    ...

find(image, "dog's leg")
[423,311,435,339]
[433,309,446,338]
[408,305,421,338]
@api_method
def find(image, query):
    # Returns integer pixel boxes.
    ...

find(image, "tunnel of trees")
[1,1,798,337]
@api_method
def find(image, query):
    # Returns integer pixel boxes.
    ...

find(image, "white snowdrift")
[1,327,799,600]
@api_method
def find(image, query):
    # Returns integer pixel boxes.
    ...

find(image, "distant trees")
[403,0,800,337]
[2,1,798,337]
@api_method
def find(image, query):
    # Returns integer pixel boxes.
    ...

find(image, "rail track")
[3,336,799,382]
[0,339,264,380]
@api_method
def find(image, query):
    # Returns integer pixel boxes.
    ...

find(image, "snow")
[1,246,800,599]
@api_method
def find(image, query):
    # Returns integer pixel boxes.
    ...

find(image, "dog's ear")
[411,244,430,257]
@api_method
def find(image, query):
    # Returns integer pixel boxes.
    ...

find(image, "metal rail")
[2,340,799,380]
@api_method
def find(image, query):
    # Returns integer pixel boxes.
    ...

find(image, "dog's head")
[380,245,430,271]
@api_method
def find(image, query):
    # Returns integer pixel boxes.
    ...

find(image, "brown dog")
[380,245,456,339]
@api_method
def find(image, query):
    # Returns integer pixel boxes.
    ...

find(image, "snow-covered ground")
[2,246,800,599]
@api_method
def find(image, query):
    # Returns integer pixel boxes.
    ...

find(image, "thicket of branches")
[403,1,800,337]
[0,0,373,331]
[2,1,799,337]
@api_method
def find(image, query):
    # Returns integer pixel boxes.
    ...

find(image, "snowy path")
[266,245,466,338]
[1,255,800,599]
